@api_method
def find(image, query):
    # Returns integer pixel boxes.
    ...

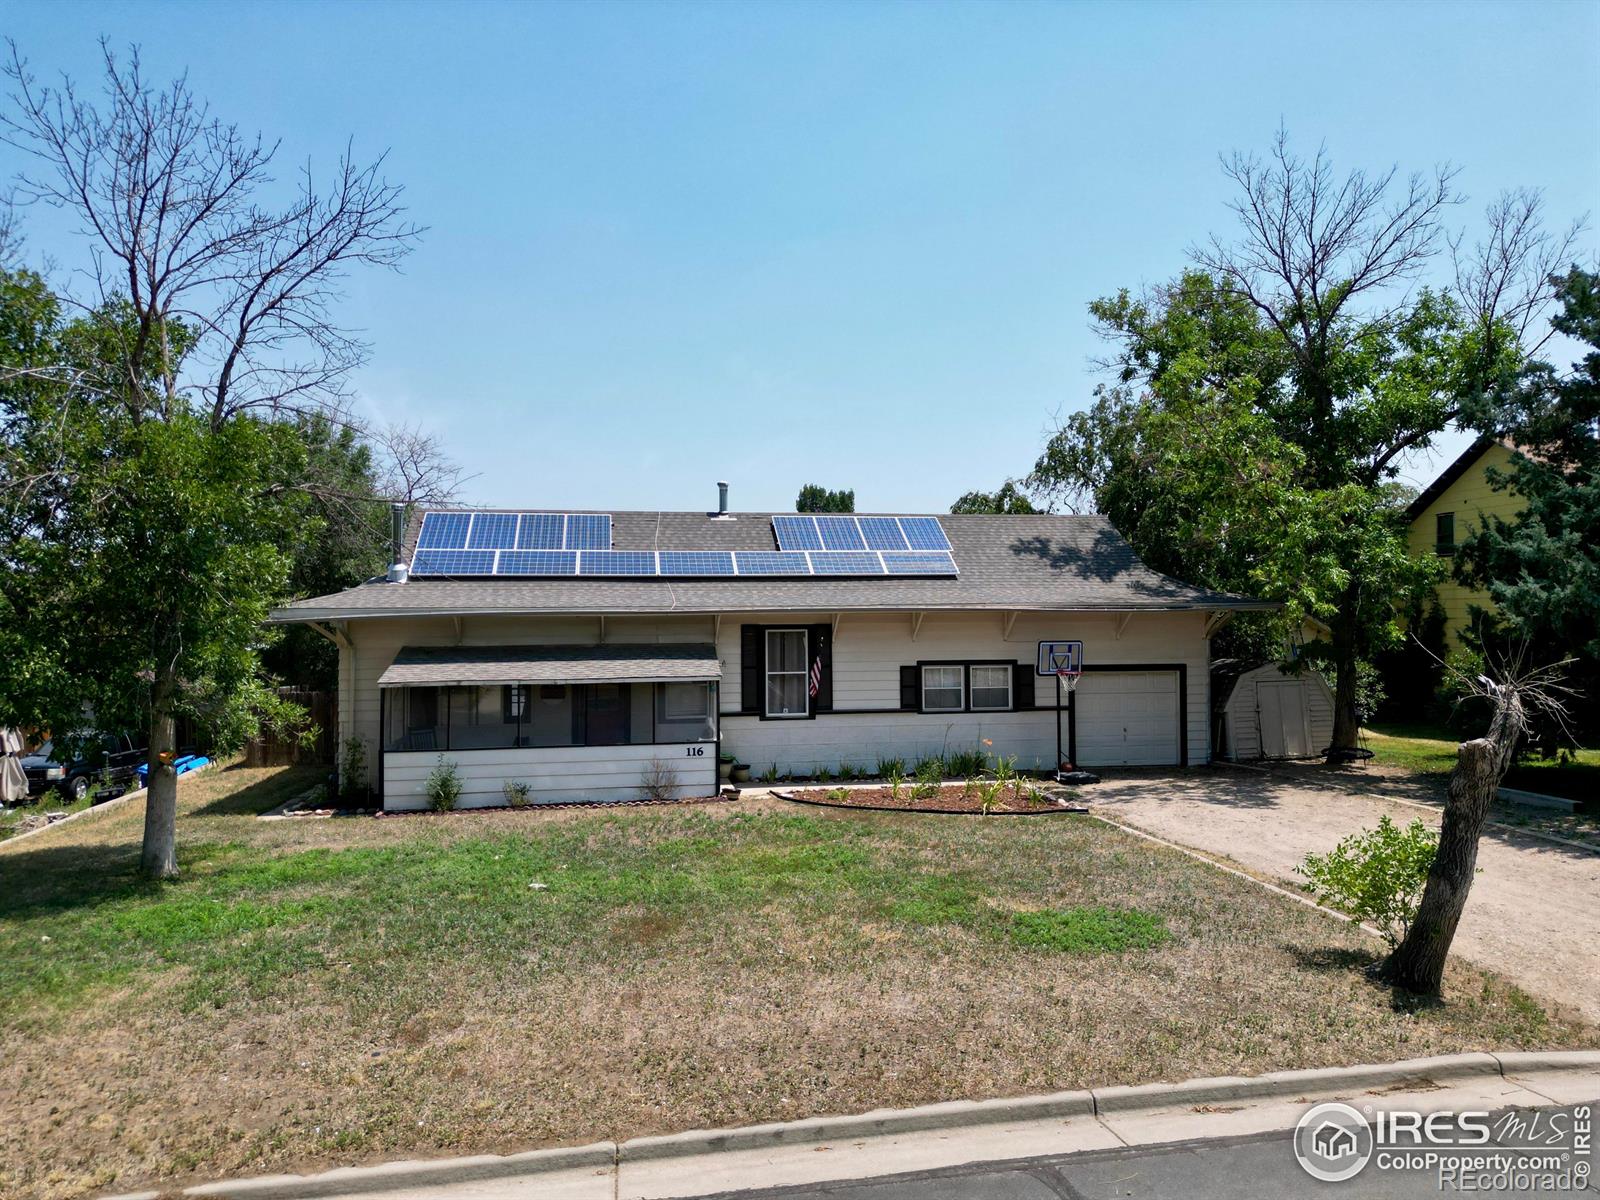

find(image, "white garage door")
[1075,671,1181,766]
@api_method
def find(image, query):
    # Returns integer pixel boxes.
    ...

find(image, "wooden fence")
[244,689,337,766]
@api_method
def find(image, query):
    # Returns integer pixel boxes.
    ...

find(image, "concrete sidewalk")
[107,1053,1600,1200]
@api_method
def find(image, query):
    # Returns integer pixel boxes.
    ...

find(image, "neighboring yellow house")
[1406,436,1525,647]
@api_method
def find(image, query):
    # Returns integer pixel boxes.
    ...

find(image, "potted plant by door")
[719,752,736,783]
[730,762,751,784]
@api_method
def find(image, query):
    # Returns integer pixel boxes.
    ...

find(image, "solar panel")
[578,550,657,575]
[857,516,910,551]
[733,551,813,575]
[516,512,565,550]
[416,512,470,550]
[899,516,952,551]
[815,515,867,550]
[411,549,497,575]
[659,551,736,576]
[772,515,822,551]
[809,551,884,575]
[882,551,959,575]
[565,514,612,550]
[495,550,577,575]
[467,512,518,549]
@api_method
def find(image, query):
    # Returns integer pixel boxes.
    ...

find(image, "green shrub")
[945,747,987,777]
[338,736,368,803]
[1298,816,1437,947]
[826,786,850,803]
[912,757,943,799]
[424,757,462,812]
[885,764,906,800]
[874,756,905,779]
[501,779,532,808]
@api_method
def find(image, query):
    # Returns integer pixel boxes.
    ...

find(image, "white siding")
[335,608,1213,790]
[384,743,716,810]
[1220,664,1335,760]
[716,610,1210,774]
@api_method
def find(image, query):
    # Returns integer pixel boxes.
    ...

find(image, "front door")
[583,684,630,746]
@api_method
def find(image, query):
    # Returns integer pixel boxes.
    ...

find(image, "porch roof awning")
[378,643,722,688]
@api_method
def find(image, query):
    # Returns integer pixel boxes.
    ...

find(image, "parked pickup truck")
[21,733,148,803]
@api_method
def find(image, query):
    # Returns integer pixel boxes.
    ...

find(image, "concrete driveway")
[1086,765,1600,1026]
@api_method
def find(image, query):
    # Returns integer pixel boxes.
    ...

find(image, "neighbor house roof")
[1405,437,1525,521]
[377,643,721,687]
[271,511,1274,622]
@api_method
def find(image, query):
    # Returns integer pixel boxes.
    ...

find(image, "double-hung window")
[921,665,965,712]
[1434,512,1456,556]
[765,629,809,718]
[969,665,1013,711]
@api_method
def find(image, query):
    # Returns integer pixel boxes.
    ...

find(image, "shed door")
[1075,672,1181,766]
[1259,681,1311,758]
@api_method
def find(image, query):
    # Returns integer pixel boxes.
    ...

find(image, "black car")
[21,733,147,803]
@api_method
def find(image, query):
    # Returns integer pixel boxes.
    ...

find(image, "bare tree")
[1191,132,1576,753]
[2,40,419,429]
[372,419,471,506]
[2,41,419,878]
[1379,652,1575,995]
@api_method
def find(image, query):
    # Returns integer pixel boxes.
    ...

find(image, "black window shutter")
[1013,663,1036,710]
[808,624,833,713]
[899,665,919,711]
[740,626,762,714]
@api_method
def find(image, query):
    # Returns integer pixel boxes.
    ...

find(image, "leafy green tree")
[1028,140,1571,751]
[796,484,855,512]
[950,482,1037,514]
[0,44,415,876]
[1458,267,1600,735]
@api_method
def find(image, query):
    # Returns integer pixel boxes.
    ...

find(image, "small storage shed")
[1214,663,1335,761]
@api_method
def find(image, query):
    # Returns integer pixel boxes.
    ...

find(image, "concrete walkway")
[1087,766,1600,1024]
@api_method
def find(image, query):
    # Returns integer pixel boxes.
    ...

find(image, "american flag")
[808,656,823,698]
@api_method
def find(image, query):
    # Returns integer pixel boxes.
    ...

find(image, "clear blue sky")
[4,0,1597,512]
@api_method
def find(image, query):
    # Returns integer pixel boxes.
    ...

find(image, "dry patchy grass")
[0,763,1591,1199]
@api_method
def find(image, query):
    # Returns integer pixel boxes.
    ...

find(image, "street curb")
[1091,1052,1501,1113]
[619,1090,1096,1162]
[177,1141,616,1199]
[101,1051,1600,1199]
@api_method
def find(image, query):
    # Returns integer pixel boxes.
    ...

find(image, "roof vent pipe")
[717,481,729,514]
[387,502,409,583]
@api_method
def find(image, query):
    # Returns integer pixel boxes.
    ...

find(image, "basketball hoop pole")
[1055,671,1063,772]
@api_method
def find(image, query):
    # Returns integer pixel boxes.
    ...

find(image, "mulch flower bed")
[781,782,1077,815]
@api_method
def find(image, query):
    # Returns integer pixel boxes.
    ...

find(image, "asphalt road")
[692,1102,1597,1200]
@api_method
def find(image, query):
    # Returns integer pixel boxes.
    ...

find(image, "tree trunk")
[1328,613,1361,752]
[1380,693,1520,995]
[140,707,179,879]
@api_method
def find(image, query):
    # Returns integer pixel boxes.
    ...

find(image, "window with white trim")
[921,665,964,712]
[969,665,1013,711]
[765,629,809,717]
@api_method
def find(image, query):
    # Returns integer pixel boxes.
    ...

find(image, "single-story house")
[269,495,1272,810]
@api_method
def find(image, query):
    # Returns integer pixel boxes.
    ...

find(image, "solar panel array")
[407,511,960,578]
[416,510,613,555]
[773,514,952,553]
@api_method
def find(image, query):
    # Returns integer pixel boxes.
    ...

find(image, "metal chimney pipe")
[717,481,729,515]
[386,502,409,583]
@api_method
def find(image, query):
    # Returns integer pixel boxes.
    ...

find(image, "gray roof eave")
[269,597,1281,623]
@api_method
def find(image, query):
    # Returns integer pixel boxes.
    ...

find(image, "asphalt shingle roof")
[378,643,721,686]
[271,511,1273,621]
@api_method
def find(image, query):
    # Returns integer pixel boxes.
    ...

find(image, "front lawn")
[1,764,1591,1200]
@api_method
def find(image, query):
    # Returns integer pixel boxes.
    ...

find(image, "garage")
[1073,670,1182,766]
